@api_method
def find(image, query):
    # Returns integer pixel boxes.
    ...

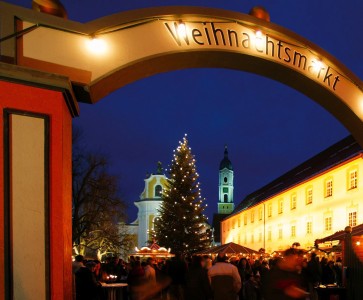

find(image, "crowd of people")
[72,246,343,300]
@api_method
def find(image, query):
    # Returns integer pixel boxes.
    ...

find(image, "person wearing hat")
[208,252,241,300]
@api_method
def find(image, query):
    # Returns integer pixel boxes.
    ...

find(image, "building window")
[278,228,283,239]
[259,232,262,242]
[258,207,263,221]
[267,230,272,241]
[224,194,228,202]
[348,170,358,190]
[155,185,162,197]
[224,177,228,183]
[251,234,254,244]
[306,221,312,234]
[251,211,255,223]
[222,223,225,232]
[278,199,284,214]
[306,188,313,205]
[233,220,235,229]
[244,214,247,225]
[223,187,228,193]
[244,234,247,244]
[238,217,241,227]
[291,225,296,237]
[349,212,357,227]
[290,194,296,210]
[325,217,332,231]
[268,203,272,217]
[325,179,333,197]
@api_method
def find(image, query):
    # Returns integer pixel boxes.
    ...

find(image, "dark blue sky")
[7,0,363,222]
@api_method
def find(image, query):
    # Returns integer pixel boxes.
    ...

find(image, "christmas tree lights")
[152,135,211,255]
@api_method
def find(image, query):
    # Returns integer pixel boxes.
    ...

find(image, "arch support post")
[0,63,78,299]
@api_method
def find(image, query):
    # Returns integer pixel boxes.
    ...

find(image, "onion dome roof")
[219,145,233,170]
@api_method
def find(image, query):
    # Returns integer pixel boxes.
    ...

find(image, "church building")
[125,162,168,248]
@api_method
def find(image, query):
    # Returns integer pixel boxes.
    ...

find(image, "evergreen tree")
[153,135,211,255]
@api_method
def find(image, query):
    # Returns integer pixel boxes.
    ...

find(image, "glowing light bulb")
[256,30,262,38]
[312,60,323,72]
[86,37,107,55]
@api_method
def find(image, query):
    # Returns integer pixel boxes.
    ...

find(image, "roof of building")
[232,135,362,216]
[219,145,233,170]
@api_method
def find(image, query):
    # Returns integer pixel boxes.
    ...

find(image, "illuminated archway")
[4,5,362,143]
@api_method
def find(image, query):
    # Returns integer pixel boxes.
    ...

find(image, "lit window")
[325,179,333,197]
[251,234,254,244]
[244,234,247,244]
[291,194,296,210]
[325,217,332,231]
[258,207,263,220]
[268,203,272,217]
[259,232,262,242]
[349,170,358,190]
[306,188,313,205]
[238,217,241,227]
[278,199,284,214]
[349,212,357,227]
[244,214,247,225]
[251,211,255,223]
[306,221,312,234]
[267,230,272,241]
[278,228,283,239]
[291,225,296,237]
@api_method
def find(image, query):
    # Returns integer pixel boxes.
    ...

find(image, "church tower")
[218,146,234,214]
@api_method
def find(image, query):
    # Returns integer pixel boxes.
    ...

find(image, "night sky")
[6,0,363,222]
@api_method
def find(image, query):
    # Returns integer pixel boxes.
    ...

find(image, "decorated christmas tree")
[153,135,211,255]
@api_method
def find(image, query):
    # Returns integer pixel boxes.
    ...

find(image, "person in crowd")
[264,248,309,300]
[144,257,157,285]
[202,255,213,270]
[334,257,343,286]
[75,261,102,300]
[127,260,146,300]
[185,255,212,300]
[244,273,259,300]
[72,255,85,274]
[237,257,253,300]
[167,253,188,300]
[208,252,241,300]
[304,252,321,300]
[322,260,337,285]
[93,260,103,282]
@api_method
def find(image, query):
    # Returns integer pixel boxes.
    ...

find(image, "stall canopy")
[195,242,260,256]
[315,224,363,245]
